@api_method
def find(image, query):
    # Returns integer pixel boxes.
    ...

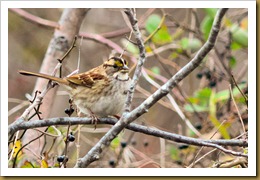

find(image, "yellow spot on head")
[114,59,123,67]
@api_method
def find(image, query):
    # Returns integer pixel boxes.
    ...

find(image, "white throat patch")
[113,71,129,81]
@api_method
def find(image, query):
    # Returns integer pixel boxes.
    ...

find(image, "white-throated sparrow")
[19,57,131,120]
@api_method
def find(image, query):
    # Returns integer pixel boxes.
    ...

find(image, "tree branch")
[9,8,60,29]
[74,8,229,168]
[7,116,248,156]
[9,9,90,163]
[74,8,147,168]
[123,8,146,113]
[11,8,235,168]
[17,9,90,121]
[127,8,228,123]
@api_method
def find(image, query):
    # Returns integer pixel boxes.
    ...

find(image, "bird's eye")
[113,65,118,68]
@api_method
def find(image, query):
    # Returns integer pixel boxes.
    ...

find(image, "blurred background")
[8,8,248,168]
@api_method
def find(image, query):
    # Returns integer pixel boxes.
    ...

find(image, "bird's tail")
[19,70,69,85]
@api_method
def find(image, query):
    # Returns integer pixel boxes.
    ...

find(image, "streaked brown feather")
[66,72,108,88]
[19,57,130,117]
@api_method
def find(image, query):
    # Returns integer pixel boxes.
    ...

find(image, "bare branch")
[8,116,248,150]
[74,8,148,168]
[11,8,237,168]
[229,85,246,133]
[32,8,89,118]
[9,8,60,29]
[16,9,89,121]
[127,8,229,123]
[74,8,229,168]
[123,8,146,113]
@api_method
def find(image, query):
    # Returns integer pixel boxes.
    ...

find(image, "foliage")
[8,8,248,168]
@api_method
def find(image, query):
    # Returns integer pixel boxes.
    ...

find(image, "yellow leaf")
[10,140,23,158]
[240,18,248,30]
[145,46,153,53]
[41,159,48,168]
[21,161,34,168]
[209,90,230,139]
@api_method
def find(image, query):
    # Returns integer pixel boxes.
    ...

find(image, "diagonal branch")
[74,8,147,168]
[74,8,229,168]
[127,8,228,123]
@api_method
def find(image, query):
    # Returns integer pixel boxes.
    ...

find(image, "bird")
[19,57,131,125]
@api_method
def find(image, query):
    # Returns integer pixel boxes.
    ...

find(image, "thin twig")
[229,84,246,133]
[136,85,173,110]
[63,124,71,168]
[8,100,30,117]
[121,31,134,57]
[188,120,227,168]
[115,132,135,167]
[9,8,60,29]
[32,128,60,137]
[159,138,166,168]
[57,36,77,63]
[12,128,47,168]
[75,8,229,167]
[123,8,147,113]
[187,148,217,168]
[230,73,248,107]
[144,14,167,44]
[149,44,202,133]
[8,132,20,161]
[141,67,201,136]
[76,125,82,161]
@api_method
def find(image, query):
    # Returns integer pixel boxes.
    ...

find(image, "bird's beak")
[122,65,129,71]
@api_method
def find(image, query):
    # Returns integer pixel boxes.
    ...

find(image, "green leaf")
[195,87,212,106]
[47,126,59,135]
[209,115,230,139]
[237,96,246,104]
[110,137,120,150]
[180,38,202,51]
[21,161,35,168]
[214,89,230,102]
[186,97,199,104]
[184,104,209,112]
[229,56,237,68]
[214,83,247,102]
[196,87,212,98]
[176,48,183,54]
[200,16,214,40]
[209,90,217,115]
[145,14,172,44]
[172,28,184,40]
[121,39,139,55]
[169,146,179,160]
[231,41,242,50]
[180,38,189,49]
[188,129,196,137]
[230,24,248,47]
[188,38,202,51]
[203,8,218,18]
[151,66,160,75]
[153,26,172,44]
[184,88,212,112]
[145,14,161,34]
[169,52,180,59]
